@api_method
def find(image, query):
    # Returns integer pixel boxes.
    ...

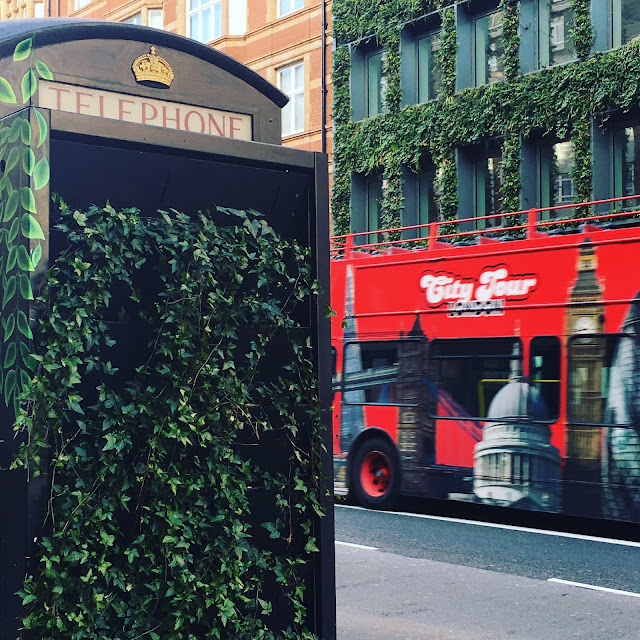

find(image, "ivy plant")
[331,0,638,235]
[13,202,324,639]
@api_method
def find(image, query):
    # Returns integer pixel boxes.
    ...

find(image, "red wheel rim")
[359,450,392,498]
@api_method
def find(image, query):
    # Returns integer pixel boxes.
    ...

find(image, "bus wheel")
[351,437,400,510]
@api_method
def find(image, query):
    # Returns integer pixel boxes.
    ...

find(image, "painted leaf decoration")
[31,243,42,268]
[21,69,37,104]
[6,246,17,272]
[17,245,35,272]
[4,342,16,369]
[20,118,31,145]
[8,117,22,142]
[0,77,17,104]
[33,156,50,190]
[13,38,33,62]
[21,342,36,372]
[0,228,8,248]
[3,190,19,222]
[4,369,16,407]
[8,217,20,243]
[23,148,35,175]
[2,275,16,308]
[17,310,32,339]
[21,213,45,240]
[21,187,36,213]
[20,369,31,391]
[0,127,9,144]
[6,147,20,172]
[35,60,53,81]
[34,109,47,147]
[19,273,33,300]
[3,314,15,340]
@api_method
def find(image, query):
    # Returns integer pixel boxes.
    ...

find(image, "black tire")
[350,436,400,510]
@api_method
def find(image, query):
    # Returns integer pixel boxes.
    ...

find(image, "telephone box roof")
[0,18,288,108]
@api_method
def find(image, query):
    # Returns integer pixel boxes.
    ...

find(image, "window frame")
[278,61,305,137]
[278,0,304,19]
[472,7,505,87]
[187,0,222,44]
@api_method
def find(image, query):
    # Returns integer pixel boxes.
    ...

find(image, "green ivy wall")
[331,0,640,235]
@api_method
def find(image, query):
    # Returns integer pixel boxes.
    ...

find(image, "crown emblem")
[132,46,174,87]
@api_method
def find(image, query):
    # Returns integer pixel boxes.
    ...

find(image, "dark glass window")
[343,340,420,406]
[419,167,439,229]
[540,140,575,217]
[429,338,522,420]
[613,0,640,48]
[530,336,561,420]
[613,125,640,207]
[474,10,505,86]
[366,50,387,117]
[417,32,442,103]
[568,333,636,426]
[539,0,575,67]
[475,144,503,228]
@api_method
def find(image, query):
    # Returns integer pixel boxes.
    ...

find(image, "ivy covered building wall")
[331,0,640,238]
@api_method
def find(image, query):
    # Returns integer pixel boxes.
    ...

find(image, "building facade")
[331,0,640,238]
[0,0,332,159]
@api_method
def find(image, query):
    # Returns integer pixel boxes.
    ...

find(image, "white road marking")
[335,540,377,551]
[548,578,640,598]
[335,504,640,548]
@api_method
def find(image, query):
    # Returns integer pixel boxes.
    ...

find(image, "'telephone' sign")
[38,80,252,141]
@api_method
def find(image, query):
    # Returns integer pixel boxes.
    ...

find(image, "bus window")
[342,340,421,405]
[429,338,523,420]
[530,336,560,421]
[568,333,634,426]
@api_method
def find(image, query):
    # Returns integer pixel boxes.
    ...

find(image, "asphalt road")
[334,504,640,640]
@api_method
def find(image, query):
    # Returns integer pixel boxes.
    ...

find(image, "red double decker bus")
[330,197,640,522]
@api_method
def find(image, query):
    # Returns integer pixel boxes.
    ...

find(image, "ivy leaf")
[8,217,20,243]
[31,243,42,268]
[6,147,20,173]
[6,246,17,272]
[13,38,33,62]
[21,69,37,104]
[35,60,53,81]
[4,369,16,406]
[21,213,45,240]
[21,187,37,213]
[34,108,47,147]
[19,273,33,300]
[3,190,19,222]
[2,275,16,308]
[4,342,16,369]
[33,156,50,190]
[22,148,35,176]
[17,310,32,339]
[17,245,35,271]
[0,77,17,104]
[3,314,15,340]
[20,118,31,145]
[8,117,22,142]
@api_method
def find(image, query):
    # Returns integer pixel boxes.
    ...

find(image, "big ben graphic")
[564,238,605,516]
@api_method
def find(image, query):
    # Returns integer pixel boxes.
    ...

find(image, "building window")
[124,13,142,24]
[366,175,383,241]
[187,0,221,43]
[74,0,90,10]
[279,0,303,18]
[475,145,503,228]
[148,9,164,29]
[278,63,304,137]
[539,0,575,67]
[418,168,439,228]
[613,125,640,205]
[417,32,442,103]
[474,10,504,86]
[540,140,575,214]
[612,0,640,48]
[366,50,387,117]
[229,0,247,35]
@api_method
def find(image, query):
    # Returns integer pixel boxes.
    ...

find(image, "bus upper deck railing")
[329,195,640,259]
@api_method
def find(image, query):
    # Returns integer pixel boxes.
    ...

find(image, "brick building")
[0,0,332,160]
